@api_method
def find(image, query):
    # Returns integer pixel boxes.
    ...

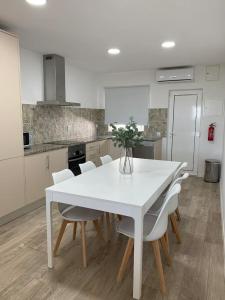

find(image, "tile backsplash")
[144,108,168,138]
[22,105,168,145]
[22,104,107,144]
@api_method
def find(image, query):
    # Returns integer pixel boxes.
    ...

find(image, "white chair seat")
[62,206,104,222]
[117,214,158,241]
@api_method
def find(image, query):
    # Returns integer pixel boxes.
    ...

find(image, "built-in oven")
[68,144,86,176]
[23,132,32,149]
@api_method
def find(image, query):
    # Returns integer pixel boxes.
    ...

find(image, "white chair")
[173,162,188,181]
[52,169,104,268]
[117,184,181,295]
[79,161,96,173]
[100,155,113,165]
[149,173,189,216]
[79,160,115,239]
[148,162,188,221]
[148,173,189,245]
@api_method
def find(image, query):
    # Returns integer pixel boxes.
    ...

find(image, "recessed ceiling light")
[107,48,120,55]
[161,41,175,49]
[26,0,47,6]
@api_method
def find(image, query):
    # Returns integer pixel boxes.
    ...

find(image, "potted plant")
[110,118,143,174]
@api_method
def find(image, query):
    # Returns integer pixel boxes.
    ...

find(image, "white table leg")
[133,211,143,299]
[46,192,53,268]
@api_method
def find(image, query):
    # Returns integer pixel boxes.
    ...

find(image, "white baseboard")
[219,181,225,275]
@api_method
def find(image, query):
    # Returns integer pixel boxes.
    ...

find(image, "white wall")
[97,65,225,177]
[20,48,98,108]
[65,60,97,108]
[220,123,225,263]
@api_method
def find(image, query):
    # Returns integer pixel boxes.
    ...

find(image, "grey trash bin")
[204,159,221,183]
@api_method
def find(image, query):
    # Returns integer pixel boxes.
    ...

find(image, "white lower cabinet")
[108,139,121,160]
[86,139,111,166]
[24,148,68,205]
[85,139,121,167]
[0,157,25,218]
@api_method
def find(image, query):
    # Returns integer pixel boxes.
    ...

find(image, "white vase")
[119,147,133,175]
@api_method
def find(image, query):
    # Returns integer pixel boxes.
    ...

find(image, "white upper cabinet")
[0,30,23,161]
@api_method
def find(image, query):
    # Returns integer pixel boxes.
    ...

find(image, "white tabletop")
[47,158,181,213]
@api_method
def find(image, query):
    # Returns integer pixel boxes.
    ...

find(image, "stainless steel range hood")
[37,54,80,106]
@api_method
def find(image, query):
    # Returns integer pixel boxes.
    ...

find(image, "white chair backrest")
[173,162,188,180]
[146,184,181,241]
[168,172,189,192]
[52,169,74,214]
[79,161,96,173]
[100,155,113,165]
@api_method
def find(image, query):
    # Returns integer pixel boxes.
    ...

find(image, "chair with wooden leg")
[79,161,96,173]
[52,169,104,267]
[79,161,113,240]
[149,173,188,244]
[148,171,189,223]
[167,172,189,222]
[116,184,181,295]
[100,155,113,165]
[172,162,188,181]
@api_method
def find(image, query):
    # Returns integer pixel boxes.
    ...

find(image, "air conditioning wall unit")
[156,67,194,82]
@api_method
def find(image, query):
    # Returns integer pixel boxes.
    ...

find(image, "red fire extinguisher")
[208,123,216,141]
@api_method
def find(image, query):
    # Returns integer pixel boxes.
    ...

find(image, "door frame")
[167,89,203,176]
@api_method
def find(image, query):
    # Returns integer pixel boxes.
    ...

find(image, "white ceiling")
[0,0,225,72]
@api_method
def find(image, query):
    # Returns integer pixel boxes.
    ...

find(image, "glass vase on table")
[119,147,133,175]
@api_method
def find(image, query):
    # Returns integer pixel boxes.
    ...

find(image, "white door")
[167,90,202,175]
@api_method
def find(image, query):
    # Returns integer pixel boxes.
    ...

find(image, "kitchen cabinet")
[86,139,110,166]
[153,139,162,160]
[86,141,101,166]
[108,139,121,160]
[0,30,23,161]
[0,157,25,218]
[24,148,68,205]
[49,148,68,176]
[0,30,25,220]
[133,139,162,160]
[99,140,109,157]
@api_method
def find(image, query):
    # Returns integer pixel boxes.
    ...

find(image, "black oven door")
[68,155,86,176]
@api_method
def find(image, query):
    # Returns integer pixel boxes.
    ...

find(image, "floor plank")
[0,176,224,299]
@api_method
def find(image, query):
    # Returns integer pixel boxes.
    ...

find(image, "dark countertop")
[142,137,162,142]
[24,143,68,156]
[24,135,162,156]
[24,136,111,156]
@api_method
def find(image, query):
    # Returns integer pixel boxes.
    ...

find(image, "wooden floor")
[0,177,224,300]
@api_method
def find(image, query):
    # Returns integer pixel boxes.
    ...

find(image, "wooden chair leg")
[164,231,170,253]
[80,221,87,268]
[106,212,111,241]
[175,208,181,222]
[53,220,68,256]
[151,240,167,295]
[73,222,77,240]
[170,213,181,244]
[160,235,172,266]
[93,220,105,242]
[170,215,176,233]
[117,238,134,282]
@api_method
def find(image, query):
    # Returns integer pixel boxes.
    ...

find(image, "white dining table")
[46,158,181,299]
